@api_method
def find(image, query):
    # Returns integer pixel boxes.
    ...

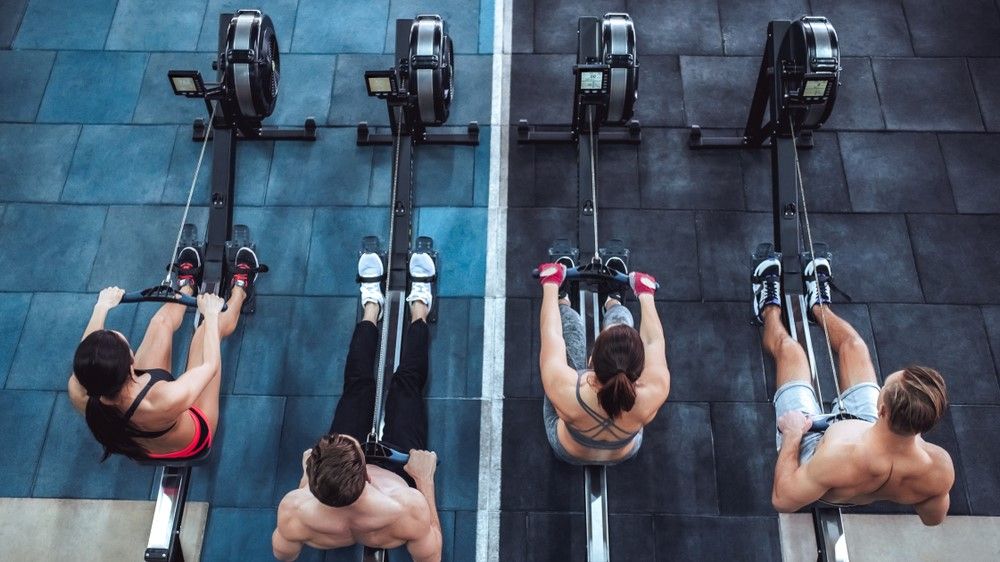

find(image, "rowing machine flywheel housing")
[599,13,638,125]
[408,14,454,126]
[221,9,280,132]
[779,16,839,131]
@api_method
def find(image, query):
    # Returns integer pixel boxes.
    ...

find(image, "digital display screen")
[171,76,198,93]
[802,80,829,98]
[368,76,393,93]
[580,71,604,90]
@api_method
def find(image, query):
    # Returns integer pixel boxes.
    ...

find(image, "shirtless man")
[272,252,442,561]
[752,251,954,525]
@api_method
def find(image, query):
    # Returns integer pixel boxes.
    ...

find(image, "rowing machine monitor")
[365,70,397,98]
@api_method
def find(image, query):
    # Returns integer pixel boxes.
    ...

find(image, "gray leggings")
[543,302,644,466]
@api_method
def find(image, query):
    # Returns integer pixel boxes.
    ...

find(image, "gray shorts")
[773,381,880,464]
[542,302,643,466]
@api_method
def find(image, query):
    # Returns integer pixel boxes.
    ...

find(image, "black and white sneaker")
[752,249,782,325]
[231,247,260,290]
[604,255,628,304]
[174,246,202,289]
[802,249,833,322]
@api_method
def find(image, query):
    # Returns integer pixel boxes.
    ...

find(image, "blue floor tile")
[839,132,954,213]
[449,55,493,126]
[873,58,984,132]
[427,398,480,510]
[0,390,55,496]
[824,57,886,131]
[266,128,373,205]
[105,0,206,51]
[938,134,1000,214]
[0,124,80,203]
[232,206,315,294]
[37,51,148,124]
[478,0,493,53]
[235,296,356,396]
[14,0,117,49]
[33,394,157,499]
[162,126,272,206]
[7,292,135,391]
[198,0,300,53]
[305,207,389,295]
[472,125,491,206]
[293,0,389,53]
[0,0,28,48]
[272,396,337,505]
[62,125,176,204]
[0,204,107,292]
[203,395,286,507]
[970,59,1000,132]
[717,0,809,56]
[87,205,209,292]
[202,507,286,562]
[415,207,487,297]
[452,510,477,562]
[810,0,913,56]
[0,293,32,388]
[428,298,483,398]
[386,0,480,54]
[133,53,215,124]
[328,54,398,126]
[0,50,55,122]
[680,56,759,128]
[625,0,723,55]
[269,54,336,126]
[903,0,1000,57]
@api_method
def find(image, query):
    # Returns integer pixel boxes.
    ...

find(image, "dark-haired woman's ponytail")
[597,372,637,419]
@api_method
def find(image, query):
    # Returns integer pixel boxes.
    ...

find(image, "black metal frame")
[143,13,317,562]
[688,20,847,562]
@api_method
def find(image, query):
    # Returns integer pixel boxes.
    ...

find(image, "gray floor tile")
[743,132,851,213]
[510,54,576,126]
[903,0,1000,57]
[711,402,776,515]
[533,0,626,54]
[609,403,719,514]
[505,207,577,298]
[663,302,768,402]
[0,204,107,292]
[624,0,723,55]
[909,214,1000,305]
[695,210,772,301]
[503,298,541,398]
[506,131,578,208]
[823,57,886,131]
[609,514,656,560]
[870,304,999,404]
[33,394,156,499]
[511,0,534,53]
[634,56,686,127]
[639,128,745,210]
[969,59,1000,132]
[0,124,80,203]
[839,132,954,213]
[717,0,810,56]
[938,134,1000,214]
[811,0,913,56]
[0,390,56,496]
[525,512,586,561]
[951,405,1000,514]
[983,306,1000,377]
[653,515,781,560]
[873,58,984,132]
[0,0,28,48]
[680,56,759,128]
[0,50,55,122]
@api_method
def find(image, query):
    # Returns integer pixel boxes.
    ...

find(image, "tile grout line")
[475,0,511,559]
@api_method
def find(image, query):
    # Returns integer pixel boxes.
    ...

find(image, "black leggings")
[329,320,430,483]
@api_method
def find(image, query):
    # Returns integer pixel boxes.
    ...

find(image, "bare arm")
[539,283,580,415]
[272,496,307,562]
[69,288,125,413]
[403,451,443,562]
[914,492,949,526]
[635,293,670,400]
[771,413,829,512]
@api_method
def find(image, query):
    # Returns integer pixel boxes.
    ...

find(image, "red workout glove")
[537,262,567,287]
[630,272,657,296]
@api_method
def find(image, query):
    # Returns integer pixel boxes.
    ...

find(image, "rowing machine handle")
[530,267,662,290]
[122,289,228,311]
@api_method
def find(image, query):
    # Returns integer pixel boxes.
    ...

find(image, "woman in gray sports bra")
[536,261,671,465]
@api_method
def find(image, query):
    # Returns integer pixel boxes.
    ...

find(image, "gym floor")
[0,1,999,561]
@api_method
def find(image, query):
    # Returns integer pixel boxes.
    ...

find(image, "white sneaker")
[406,253,435,310]
[358,253,384,309]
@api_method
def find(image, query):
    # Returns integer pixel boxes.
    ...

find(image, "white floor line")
[475,0,512,560]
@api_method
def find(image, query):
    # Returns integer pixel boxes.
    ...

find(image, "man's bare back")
[273,449,442,561]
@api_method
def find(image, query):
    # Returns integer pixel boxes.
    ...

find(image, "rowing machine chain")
[789,118,850,415]
[588,106,600,263]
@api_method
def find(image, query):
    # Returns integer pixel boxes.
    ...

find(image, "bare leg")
[762,306,811,388]
[134,285,195,371]
[185,287,247,434]
[409,301,428,323]
[811,304,878,389]
[362,301,380,325]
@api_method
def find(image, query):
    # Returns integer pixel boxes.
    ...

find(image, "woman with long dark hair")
[67,247,258,461]
[537,259,670,465]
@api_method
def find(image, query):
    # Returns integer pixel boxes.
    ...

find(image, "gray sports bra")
[564,370,641,450]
